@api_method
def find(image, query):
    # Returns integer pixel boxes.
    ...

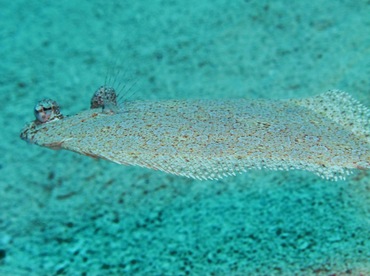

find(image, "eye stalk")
[34,99,63,123]
[90,86,118,113]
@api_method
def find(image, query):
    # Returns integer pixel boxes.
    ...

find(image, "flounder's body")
[21,89,370,180]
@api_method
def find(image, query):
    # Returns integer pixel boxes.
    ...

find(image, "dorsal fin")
[295,90,370,143]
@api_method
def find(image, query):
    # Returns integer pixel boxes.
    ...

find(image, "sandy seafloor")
[1,0,370,275]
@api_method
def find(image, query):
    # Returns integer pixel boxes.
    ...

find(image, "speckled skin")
[20,90,370,180]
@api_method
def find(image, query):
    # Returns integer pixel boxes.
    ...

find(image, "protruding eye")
[34,99,63,123]
[90,86,118,113]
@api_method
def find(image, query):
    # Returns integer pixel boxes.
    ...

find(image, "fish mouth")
[20,121,39,144]
[20,120,65,150]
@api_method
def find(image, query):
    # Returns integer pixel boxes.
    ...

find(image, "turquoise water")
[1,0,370,274]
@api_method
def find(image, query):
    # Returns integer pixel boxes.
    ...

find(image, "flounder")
[20,87,370,180]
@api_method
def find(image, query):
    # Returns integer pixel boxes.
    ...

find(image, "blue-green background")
[1,0,370,274]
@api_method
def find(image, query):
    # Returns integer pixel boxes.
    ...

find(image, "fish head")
[20,99,66,149]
